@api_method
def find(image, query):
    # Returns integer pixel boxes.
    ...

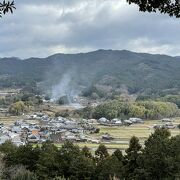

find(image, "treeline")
[91,100,179,120]
[0,129,179,179]
[158,95,180,108]
[0,86,43,115]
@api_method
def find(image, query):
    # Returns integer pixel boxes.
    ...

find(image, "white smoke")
[51,72,72,101]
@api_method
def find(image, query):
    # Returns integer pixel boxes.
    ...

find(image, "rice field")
[83,118,180,151]
[48,118,180,153]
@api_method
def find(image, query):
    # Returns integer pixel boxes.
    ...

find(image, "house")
[123,120,132,126]
[0,135,10,144]
[99,117,108,122]
[102,133,114,140]
[153,124,162,129]
[11,135,24,146]
[129,118,144,123]
[31,129,39,136]
[21,123,30,129]
[50,132,62,143]
[163,123,176,129]
[11,126,21,133]
[162,118,172,122]
[111,119,122,125]
[98,117,109,123]
[115,121,123,125]
[65,135,77,141]
[28,134,40,143]
[90,139,100,144]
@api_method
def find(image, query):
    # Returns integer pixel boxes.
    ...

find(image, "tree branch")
[0,0,16,18]
[127,0,180,18]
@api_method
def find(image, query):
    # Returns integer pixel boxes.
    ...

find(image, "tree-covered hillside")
[0,50,180,96]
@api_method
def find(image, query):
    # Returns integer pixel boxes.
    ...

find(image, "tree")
[95,149,124,180]
[14,144,41,171]
[124,136,142,179]
[95,144,109,162]
[112,149,124,163]
[11,168,37,180]
[0,140,18,167]
[0,1,15,17]
[69,156,95,180]
[57,141,81,178]
[82,146,93,159]
[167,135,180,179]
[142,128,172,179]
[36,142,59,179]
[95,156,123,180]
[9,101,29,115]
[127,0,180,18]
[3,165,37,180]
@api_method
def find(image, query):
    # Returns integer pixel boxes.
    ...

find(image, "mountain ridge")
[0,49,179,96]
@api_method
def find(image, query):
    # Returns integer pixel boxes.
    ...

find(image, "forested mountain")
[0,50,180,96]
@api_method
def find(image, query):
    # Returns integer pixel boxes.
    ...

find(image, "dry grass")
[0,116,20,125]
[87,118,180,150]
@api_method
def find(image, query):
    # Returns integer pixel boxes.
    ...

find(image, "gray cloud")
[0,0,180,58]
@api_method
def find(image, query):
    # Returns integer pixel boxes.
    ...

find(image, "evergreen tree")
[124,136,142,179]
[142,128,172,179]
[95,144,109,162]
[69,156,95,180]
[15,144,41,171]
[57,141,81,178]
[95,156,123,180]
[36,141,59,179]
[82,146,93,159]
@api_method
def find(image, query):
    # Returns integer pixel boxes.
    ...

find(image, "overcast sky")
[0,0,180,58]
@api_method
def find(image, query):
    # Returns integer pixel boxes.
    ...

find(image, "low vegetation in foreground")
[0,128,179,180]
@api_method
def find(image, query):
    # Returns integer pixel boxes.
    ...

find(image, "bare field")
[0,116,20,125]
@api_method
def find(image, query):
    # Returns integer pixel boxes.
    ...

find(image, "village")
[0,109,179,147]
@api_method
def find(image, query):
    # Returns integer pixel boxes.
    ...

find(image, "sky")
[0,0,180,58]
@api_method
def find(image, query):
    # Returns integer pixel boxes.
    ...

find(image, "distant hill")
[0,50,180,96]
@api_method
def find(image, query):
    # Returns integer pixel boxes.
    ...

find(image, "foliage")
[82,146,93,159]
[11,168,38,180]
[0,0,15,18]
[9,101,29,115]
[36,142,59,179]
[127,0,180,18]
[95,156,123,180]
[92,99,179,120]
[0,129,179,179]
[158,94,180,108]
[95,144,109,162]
[124,136,142,179]
[69,155,95,180]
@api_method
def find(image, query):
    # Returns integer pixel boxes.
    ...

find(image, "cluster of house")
[98,117,144,126]
[153,118,177,129]
[0,112,99,146]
